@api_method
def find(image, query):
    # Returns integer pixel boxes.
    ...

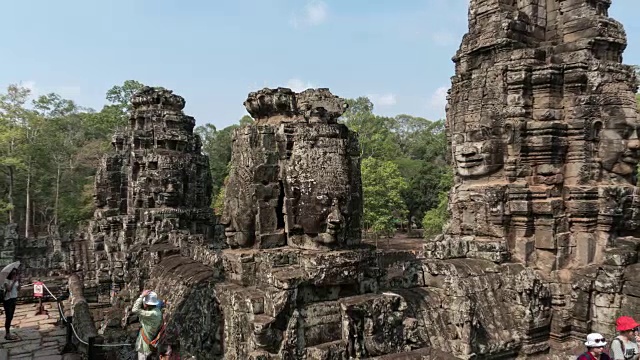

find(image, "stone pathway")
[0,302,68,360]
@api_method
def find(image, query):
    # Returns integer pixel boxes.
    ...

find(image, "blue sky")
[1,0,638,129]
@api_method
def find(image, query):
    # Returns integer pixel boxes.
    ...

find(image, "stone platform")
[0,302,68,360]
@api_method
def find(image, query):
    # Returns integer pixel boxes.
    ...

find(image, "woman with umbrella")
[2,262,21,341]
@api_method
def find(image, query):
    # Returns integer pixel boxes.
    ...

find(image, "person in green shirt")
[132,290,164,360]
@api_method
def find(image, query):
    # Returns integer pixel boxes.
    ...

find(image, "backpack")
[610,337,636,360]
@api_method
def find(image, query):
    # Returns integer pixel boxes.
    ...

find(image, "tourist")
[610,316,640,360]
[158,341,181,360]
[3,268,20,341]
[132,290,164,360]
[577,333,610,359]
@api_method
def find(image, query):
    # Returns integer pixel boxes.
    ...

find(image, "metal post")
[88,336,96,360]
[62,316,77,353]
[35,297,47,315]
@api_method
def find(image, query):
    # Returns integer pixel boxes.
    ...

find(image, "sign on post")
[33,281,44,298]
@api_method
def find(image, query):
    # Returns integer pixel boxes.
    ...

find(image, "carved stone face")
[159,178,180,207]
[223,89,359,250]
[285,124,360,249]
[452,124,505,178]
[220,127,260,248]
[220,191,256,248]
[295,194,346,245]
[326,200,345,236]
[597,106,640,178]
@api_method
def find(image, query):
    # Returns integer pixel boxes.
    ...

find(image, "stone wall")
[69,274,105,357]
[145,255,223,359]
[0,223,71,297]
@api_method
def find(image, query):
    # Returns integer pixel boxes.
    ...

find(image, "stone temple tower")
[426,0,640,347]
[72,87,217,292]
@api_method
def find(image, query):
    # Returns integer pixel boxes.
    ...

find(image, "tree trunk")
[8,165,14,223]
[25,164,31,238]
[54,164,61,226]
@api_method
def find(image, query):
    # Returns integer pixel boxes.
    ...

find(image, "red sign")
[33,282,44,298]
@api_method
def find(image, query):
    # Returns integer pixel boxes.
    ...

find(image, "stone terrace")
[0,302,68,360]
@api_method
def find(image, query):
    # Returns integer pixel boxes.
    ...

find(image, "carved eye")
[470,129,488,142]
[452,134,464,144]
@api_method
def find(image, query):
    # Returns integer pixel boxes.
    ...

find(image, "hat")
[585,333,607,347]
[616,316,639,332]
[143,291,160,306]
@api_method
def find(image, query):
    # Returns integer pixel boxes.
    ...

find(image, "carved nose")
[628,138,640,150]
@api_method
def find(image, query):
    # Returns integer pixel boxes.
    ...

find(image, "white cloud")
[427,86,449,116]
[285,78,315,92]
[291,0,328,28]
[367,93,397,107]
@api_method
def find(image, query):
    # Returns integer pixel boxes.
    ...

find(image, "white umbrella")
[0,261,20,285]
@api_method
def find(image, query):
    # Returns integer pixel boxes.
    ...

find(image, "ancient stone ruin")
[222,87,362,250]
[426,0,640,354]
[68,0,640,359]
[70,86,219,297]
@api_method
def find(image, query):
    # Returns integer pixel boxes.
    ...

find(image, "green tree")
[361,157,408,237]
[341,97,401,160]
[393,117,449,227]
[32,94,82,227]
[422,169,453,238]
[105,80,145,113]
[101,80,145,130]
[0,84,31,223]
[213,176,228,215]
[422,191,449,239]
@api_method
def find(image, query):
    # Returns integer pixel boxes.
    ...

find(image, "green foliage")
[361,157,408,236]
[341,98,401,160]
[340,97,452,233]
[0,80,145,231]
[106,80,145,112]
[421,168,453,238]
[238,115,254,127]
[102,80,145,129]
[422,191,449,239]
[213,178,227,216]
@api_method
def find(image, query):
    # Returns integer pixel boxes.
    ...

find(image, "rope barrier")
[37,280,134,348]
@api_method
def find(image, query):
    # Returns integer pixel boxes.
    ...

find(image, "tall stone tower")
[426,0,640,346]
[74,87,217,291]
[221,87,362,250]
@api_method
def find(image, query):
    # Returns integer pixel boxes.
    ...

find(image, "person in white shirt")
[3,268,20,341]
[132,290,164,360]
